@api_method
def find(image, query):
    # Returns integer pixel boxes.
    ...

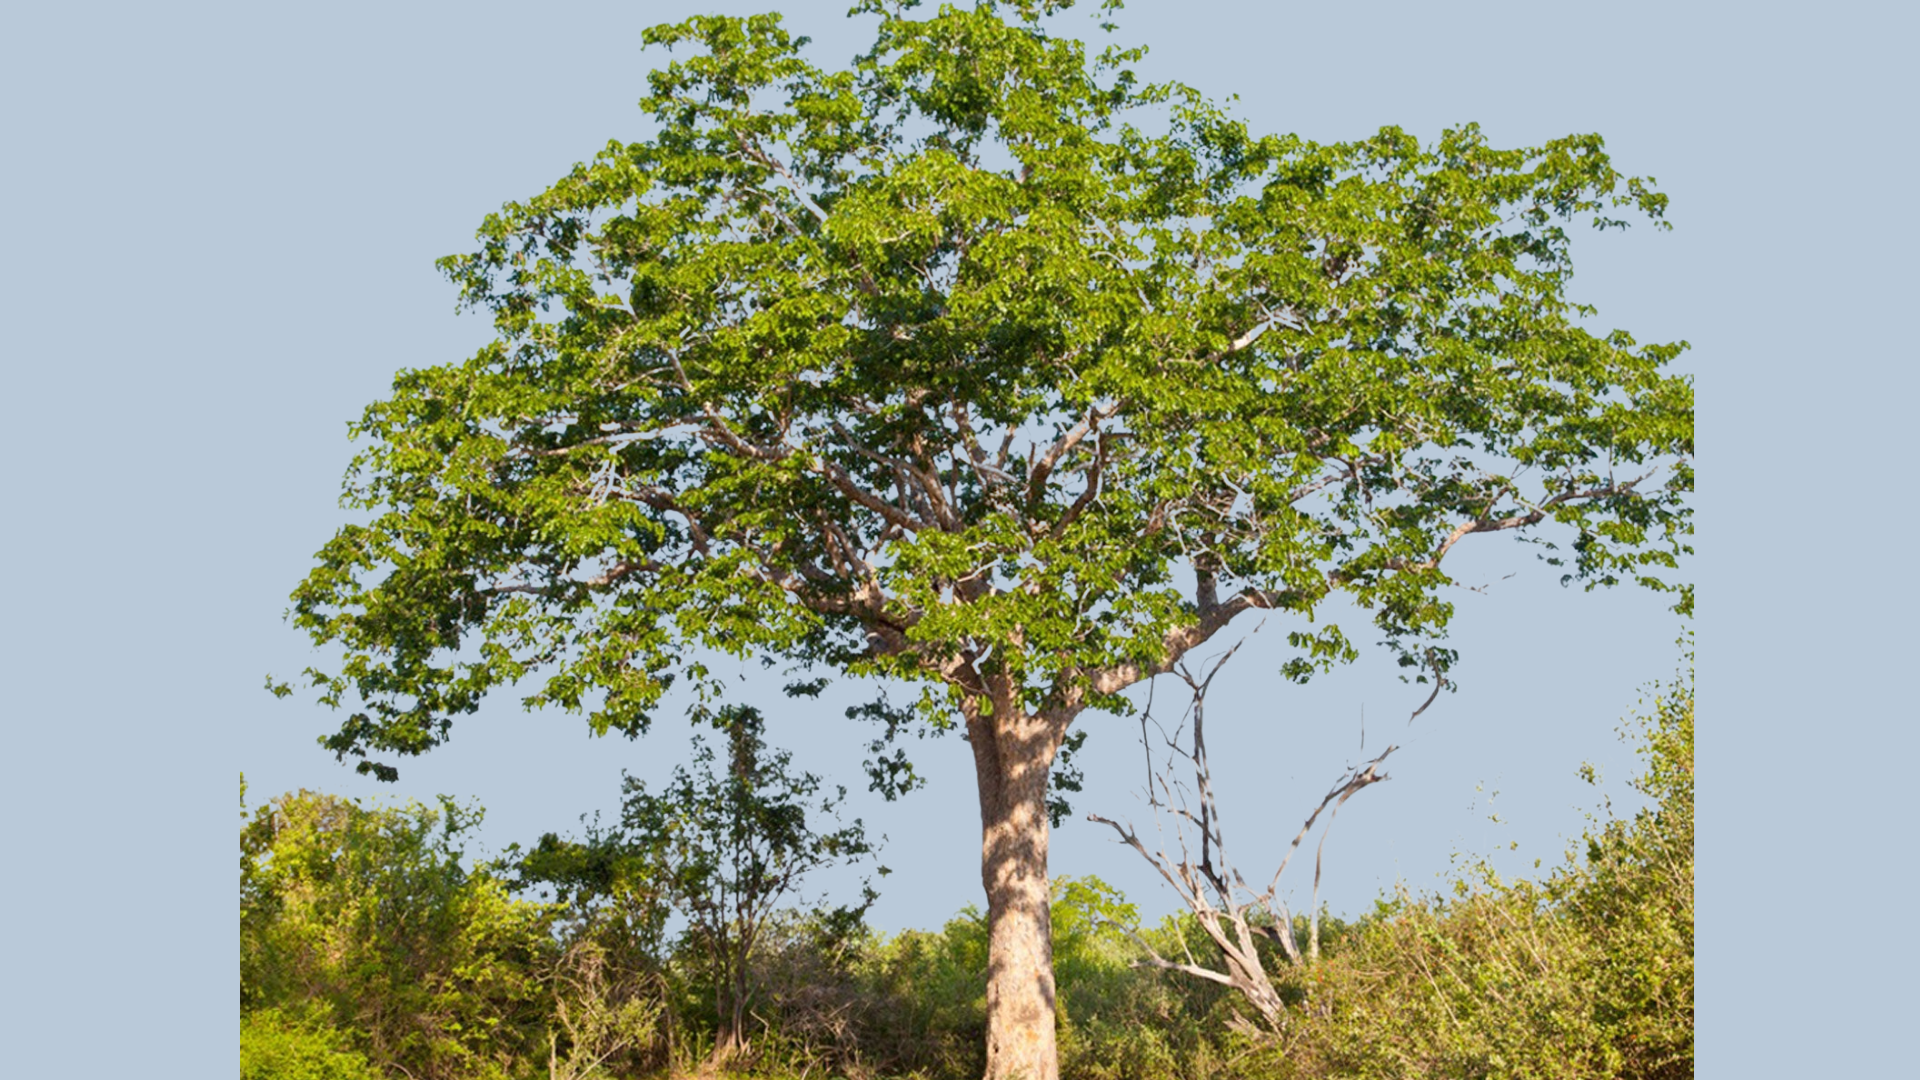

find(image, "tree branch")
[1048,426,1110,542]
[1384,473,1654,573]
[1028,400,1123,509]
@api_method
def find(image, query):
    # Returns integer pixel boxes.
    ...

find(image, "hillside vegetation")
[242,671,1692,1080]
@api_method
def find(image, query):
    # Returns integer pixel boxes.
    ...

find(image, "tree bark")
[712,948,747,1065]
[967,681,1069,1080]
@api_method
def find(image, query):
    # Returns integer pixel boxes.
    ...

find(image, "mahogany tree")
[282,3,1692,1077]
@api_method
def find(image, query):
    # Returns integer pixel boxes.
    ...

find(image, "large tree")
[283,3,1692,1077]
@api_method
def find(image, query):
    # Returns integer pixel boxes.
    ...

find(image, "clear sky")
[2,0,1912,1074]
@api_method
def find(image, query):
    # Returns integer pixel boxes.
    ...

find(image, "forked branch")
[1088,641,1407,1034]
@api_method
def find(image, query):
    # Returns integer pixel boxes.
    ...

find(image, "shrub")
[238,665,1691,1080]
[239,1010,382,1080]
[1266,667,1694,1080]
[240,788,555,1080]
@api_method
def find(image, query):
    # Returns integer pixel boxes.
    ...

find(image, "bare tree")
[1089,639,1436,1033]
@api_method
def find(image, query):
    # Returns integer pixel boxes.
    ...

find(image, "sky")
[2,0,1913,1074]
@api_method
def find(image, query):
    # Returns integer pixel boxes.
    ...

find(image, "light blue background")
[2,0,1910,1074]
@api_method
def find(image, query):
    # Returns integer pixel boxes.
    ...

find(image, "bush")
[239,1010,382,1080]
[842,908,991,1080]
[1265,667,1694,1080]
[241,788,555,1080]
[806,879,1242,1080]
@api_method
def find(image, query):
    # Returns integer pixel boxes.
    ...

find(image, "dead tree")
[1089,639,1440,1033]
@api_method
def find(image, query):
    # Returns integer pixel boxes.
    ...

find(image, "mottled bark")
[966,678,1071,1080]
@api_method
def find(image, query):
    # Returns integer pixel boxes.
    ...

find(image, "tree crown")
[285,0,1691,778]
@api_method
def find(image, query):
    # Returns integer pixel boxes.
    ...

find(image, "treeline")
[241,675,1691,1080]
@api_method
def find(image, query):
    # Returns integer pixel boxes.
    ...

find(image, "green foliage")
[1555,668,1694,1078]
[239,666,1691,1078]
[1264,667,1695,1080]
[240,788,555,1080]
[240,1010,383,1080]
[497,798,680,1076]
[284,0,1690,784]
[1052,878,1220,1080]
[844,908,992,1078]
[736,878,1239,1080]
[514,705,878,1062]
[540,936,669,1080]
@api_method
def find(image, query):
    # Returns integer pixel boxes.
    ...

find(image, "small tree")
[549,705,879,1063]
[282,4,1692,1075]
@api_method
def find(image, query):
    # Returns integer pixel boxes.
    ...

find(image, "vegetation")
[276,3,1690,1074]
[1261,668,1694,1079]
[240,783,553,1079]
[243,667,1693,1079]
[240,1011,383,1080]
[514,705,879,1065]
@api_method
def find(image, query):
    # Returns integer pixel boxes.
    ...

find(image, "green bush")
[790,879,1243,1080]
[241,788,556,1080]
[239,1010,382,1080]
[1264,668,1694,1080]
[842,908,991,1079]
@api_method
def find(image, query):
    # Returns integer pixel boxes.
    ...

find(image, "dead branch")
[1088,635,1412,1036]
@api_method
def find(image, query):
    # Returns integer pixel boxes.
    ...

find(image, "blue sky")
[3,1,1913,1073]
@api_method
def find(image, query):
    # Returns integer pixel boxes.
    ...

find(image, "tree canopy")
[282,3,1691,1076]
[287,2,1687,767]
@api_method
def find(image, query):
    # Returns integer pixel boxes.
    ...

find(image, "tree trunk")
[712,951,747,1065]
[968,684,1068,1080]
[734,956,752,1057]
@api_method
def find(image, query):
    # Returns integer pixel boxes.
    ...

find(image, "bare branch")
[482,558,661,599]
[1086,586,1304,697]
[810,453,926,535]
[1027,400,1123,508]
[1088,813,1203,909]
[731,131,829,224]
[1090,634,1420,1032]
[1406,647,1448,724]
[601,483,712,554]
[1125,937,1238,987]
[519,424,699,458]
[819,420,935,533]
[1048,427,1111,542]
[1264,746,1396,903]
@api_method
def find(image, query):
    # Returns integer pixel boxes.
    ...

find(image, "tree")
[280,3,1692,1076]
[610,706,877,1062]
[507,706,876,1065]
[1089,638,1399,1036]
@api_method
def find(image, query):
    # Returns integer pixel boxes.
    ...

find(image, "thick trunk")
[968,684,1068,1080]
